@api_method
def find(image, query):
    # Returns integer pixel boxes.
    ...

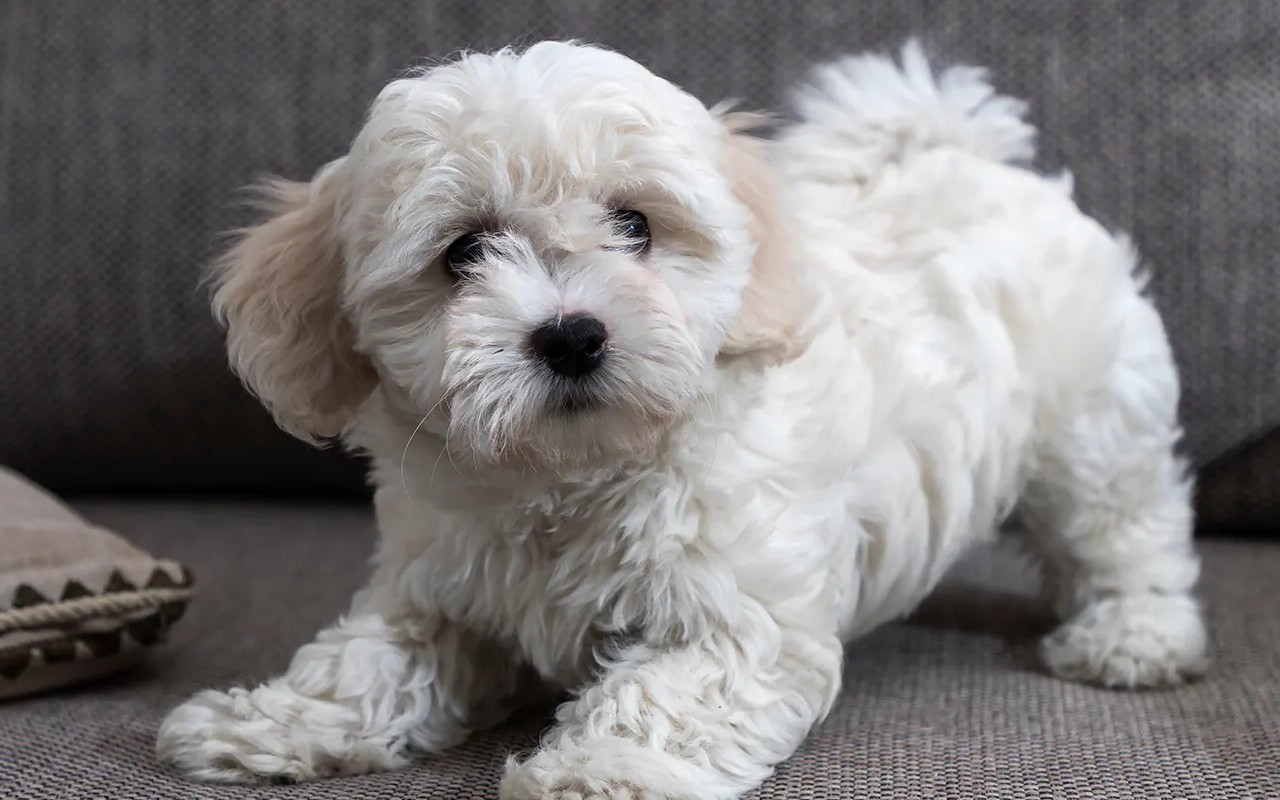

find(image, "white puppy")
[157,40,1207,799]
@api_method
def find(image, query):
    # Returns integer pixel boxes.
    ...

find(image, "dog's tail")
[786,40,1036,180]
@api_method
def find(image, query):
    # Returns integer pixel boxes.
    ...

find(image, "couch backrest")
[2,2,1276,527]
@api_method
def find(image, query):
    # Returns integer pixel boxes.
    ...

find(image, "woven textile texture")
[0,502,1275,799]
[1,1,1277,519]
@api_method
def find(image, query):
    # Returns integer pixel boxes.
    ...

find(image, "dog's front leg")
[501,618,842,800]
[157,593,521,783]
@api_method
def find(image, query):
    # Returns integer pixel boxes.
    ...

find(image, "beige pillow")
[0,467,194,699]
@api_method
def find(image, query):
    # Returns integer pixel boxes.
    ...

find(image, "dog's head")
[213,41,799,471]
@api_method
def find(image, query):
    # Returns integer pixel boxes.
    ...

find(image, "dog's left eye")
[606,210,651,255]
[445,232,485,278]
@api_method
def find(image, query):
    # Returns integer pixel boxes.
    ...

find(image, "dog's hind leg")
[1017,288,1207,689]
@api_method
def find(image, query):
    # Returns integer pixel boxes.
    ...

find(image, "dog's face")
[214,42,797,471]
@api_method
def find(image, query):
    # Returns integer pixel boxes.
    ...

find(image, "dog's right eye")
[445,233,485,278]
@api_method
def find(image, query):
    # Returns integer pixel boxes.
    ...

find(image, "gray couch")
[3,2,1277,798]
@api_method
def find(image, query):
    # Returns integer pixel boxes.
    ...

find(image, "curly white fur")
[157,40,1207,799]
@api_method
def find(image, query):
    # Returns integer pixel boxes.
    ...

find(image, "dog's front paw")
[1040,593,1208,689]
[500,737,724,800]
[157,688,306,783]
[156,686,408,783]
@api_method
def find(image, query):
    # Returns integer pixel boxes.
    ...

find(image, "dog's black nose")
[530,314,608,379]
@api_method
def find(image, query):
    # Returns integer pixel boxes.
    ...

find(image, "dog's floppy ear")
[211,159,376,444]
[717,112,803,359]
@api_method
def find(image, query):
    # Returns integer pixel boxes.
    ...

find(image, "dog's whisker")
[400,412,432,506]
[696,389,720,484]
[447,438,470,484]
[428,439,450,493]
[405,389,457,501]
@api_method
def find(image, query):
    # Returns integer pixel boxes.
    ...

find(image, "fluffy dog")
[157,40,1207,799]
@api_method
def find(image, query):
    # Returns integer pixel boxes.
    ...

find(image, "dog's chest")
[433,474,711,686]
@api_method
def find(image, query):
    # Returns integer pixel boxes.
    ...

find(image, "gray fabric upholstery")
[1,1,1278,511]
[0,502,1275,798]
[1199,428,1280,533]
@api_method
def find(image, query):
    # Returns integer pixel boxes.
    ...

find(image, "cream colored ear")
[210,159,376,444]
[717,113,803,359]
